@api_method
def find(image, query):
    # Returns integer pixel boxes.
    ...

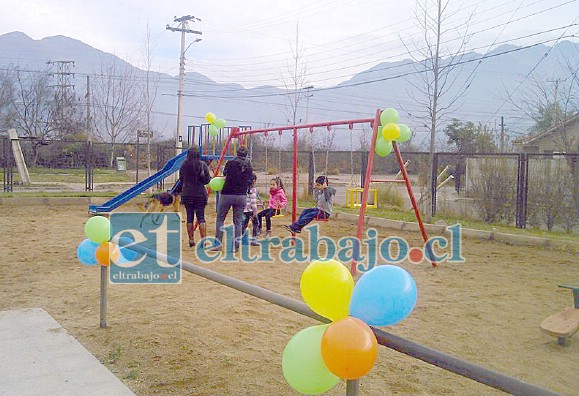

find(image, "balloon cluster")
[374,108,412,157]
[76,216,117,267]
[205,112,227,138]
[282,260,417,394]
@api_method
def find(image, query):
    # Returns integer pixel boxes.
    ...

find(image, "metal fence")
[2,139,577,232]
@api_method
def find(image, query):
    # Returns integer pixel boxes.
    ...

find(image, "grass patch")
[0,167,133,183]
[0,191,118,198]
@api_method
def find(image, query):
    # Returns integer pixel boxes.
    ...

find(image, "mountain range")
[1,31,577,148]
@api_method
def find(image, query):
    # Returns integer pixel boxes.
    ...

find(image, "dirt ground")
[0,201,577,396]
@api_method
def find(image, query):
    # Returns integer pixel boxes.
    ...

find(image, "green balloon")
[375,136,393,157]
[282,325,339,395]
[208,124,219,137]
[214,118,226,129]
[208,177,225,191]
[380,108,399,126]
[397,124,412,142]
[84,216,110,243]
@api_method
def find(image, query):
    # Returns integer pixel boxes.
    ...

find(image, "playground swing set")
[88,108,435,272]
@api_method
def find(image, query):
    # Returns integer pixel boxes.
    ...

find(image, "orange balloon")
[321,317,378,379]
[95,242,120,266]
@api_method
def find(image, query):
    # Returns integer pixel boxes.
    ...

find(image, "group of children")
[242,174,336,243]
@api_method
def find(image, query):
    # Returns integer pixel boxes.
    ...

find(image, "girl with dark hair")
[179,146,211,247]
[284,175,335,234]
[257,176,287,238]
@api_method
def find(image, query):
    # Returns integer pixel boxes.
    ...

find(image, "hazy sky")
[1,0,578,88]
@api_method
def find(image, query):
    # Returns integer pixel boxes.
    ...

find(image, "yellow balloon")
[300,259,354,321]
[382,123,400,141]
[205,112,217,123]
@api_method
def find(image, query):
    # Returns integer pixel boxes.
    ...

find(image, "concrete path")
[0,308,135,396]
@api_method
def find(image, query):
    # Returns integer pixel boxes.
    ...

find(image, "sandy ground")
[0,201,578,396]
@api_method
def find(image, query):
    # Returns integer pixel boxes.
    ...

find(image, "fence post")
[85,141,93,192]
[516,153,529,229]
[431,152,439,217]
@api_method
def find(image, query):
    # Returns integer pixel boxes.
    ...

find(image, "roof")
[512,113,579,145]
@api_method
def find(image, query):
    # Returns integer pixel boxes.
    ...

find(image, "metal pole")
[99,265,108,328]
[110,239,563,396]
[292,128,298,225]
[136,131,140,184]
[393,142,436,268]
[346,379,360,396]
[351,109,381,276]
[175,27,186,157]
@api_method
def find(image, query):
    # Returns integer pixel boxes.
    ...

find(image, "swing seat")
[315,213,329,222]
[272,208,284,218]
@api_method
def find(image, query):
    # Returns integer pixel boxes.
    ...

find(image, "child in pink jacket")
[257,177,287,238]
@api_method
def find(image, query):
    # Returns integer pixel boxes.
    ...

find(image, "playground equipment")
[1,129,31,190]
[211,109,436,273]
[88,237,563,396]
[89,120,243,214]
[540,285,579,346]
[88,150,234,213]
[346,188,378,209]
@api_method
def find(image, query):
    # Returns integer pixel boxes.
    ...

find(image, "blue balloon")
[76,239,99,266]
[349,265,417,326]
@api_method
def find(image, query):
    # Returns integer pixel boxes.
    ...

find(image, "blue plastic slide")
[89,152,228,214]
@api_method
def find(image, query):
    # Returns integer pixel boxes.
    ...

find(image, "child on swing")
[285,175,335,234]
[257,176,287,238]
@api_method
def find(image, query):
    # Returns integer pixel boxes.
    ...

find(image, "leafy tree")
[444,118,498,153]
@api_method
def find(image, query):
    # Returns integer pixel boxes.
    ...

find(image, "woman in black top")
[179,146,211,247]
[209,145,253,252]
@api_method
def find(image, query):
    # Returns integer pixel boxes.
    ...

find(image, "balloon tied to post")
[283,260,417,394]
[374,108,412,157]
[76,216,133,267]
[205,112,227,138]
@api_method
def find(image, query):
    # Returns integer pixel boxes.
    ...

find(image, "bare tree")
[323,127,336,175]
[281,23,308,127]
[142,24,160,176]
[0,69,14,125]
[358,124,371,151]
[92,60,144,167]
[402,0,473,222]
[9,67,59,165]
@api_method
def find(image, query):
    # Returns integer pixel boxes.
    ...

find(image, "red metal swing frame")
[209,109,436,274]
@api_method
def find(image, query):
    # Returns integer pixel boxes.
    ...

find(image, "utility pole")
[166,15,202,157]
[500,116,505,153]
